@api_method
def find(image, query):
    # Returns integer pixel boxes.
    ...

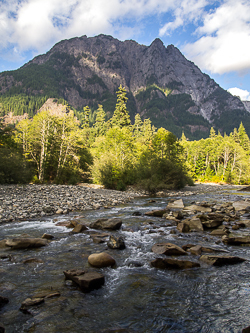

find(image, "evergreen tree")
[238,122,250,151]
[94,104,107,136]
[133,114,143,137]
[82,106,90,129]
[111,85,131,128]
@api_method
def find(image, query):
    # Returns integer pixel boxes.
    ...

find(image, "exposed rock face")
[1,34,249,138]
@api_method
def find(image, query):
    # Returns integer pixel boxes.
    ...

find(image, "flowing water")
[1,185,250,333]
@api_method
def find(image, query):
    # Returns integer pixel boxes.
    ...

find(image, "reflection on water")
[1,186,250,332]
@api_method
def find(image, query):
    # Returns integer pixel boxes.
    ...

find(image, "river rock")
[23,258,44,264]
[151,243,187,256]
[55,221,72,227]
[222,236,250,245]
[202,219,223,229]
[0,240,7,248]
[199,255,246,266]
[177,222,190,233]
[90,218,122,230]
[5,238,48,249]
[151,258,200,269]
[63,269,105,292]
[20,297,44,313]
[145,209,168,217]
[186,217,204,231]
[183,205,212,213]
[210,226,229,236]
[107,235,126,250]
[34,291,61,299]
[88,252,116,268]
[188,245,202,255]
[71,224,88,233]
[0,296,9,308]
[233,201,250,211]
[201,246,229,253]
[167,199,184,209]
[42,233,54,240]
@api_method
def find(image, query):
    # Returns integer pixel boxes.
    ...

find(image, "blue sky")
[0,0,250,100]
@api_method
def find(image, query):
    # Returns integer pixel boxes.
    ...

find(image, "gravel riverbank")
[0,184,140,223]
[0,183,243,223]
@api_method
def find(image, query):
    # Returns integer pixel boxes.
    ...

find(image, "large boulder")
[151,258,200,269]
[88,252,116,268]
[63,269,105,292]
[107,235,126,250]
[151,243,187,256]
[5,238,47,249]
[90,218,122,230]
[199,255,246,266]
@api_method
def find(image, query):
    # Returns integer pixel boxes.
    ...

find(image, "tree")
[111,85,131,128]
[16,111,55,182]
[94,104,107,136]
[15,110,90,183]
[133,114,143,138]
[82,106,90,129]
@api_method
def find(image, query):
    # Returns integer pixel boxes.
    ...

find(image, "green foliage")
[0,148,33,183]
[111,85,131,128]
[0,95,48,117]
[0,123,33,183]
[135,85,210,139]
[181,124,250,184]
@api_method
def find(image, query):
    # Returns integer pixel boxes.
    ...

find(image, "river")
[1,184,250,333]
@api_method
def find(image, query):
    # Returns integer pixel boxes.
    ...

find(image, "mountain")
[0,34,249,139]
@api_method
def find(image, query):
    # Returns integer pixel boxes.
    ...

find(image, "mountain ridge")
[0,34,249,139]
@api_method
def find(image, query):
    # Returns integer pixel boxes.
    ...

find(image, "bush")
[135,157,192,194]
[0,148,33,184]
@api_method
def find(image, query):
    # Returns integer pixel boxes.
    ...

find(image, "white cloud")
[183,0,250,74]
[159,0,208,36]
[228,87,250,101]
[0,0,178,57]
